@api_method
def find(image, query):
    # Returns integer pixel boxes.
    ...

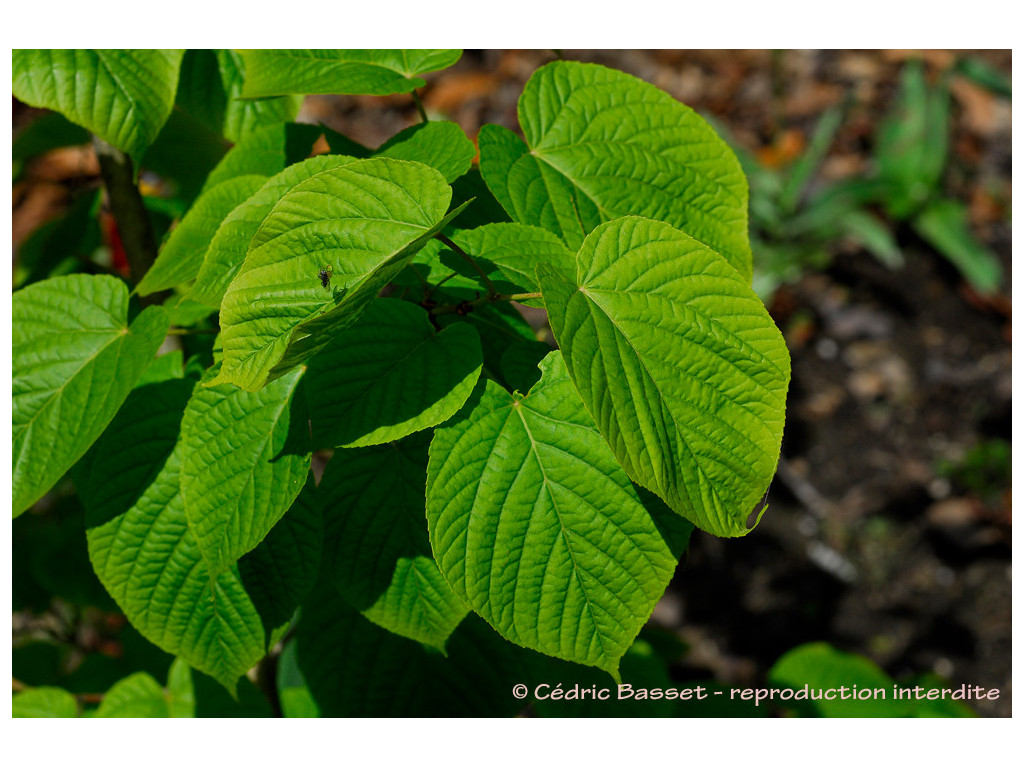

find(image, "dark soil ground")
[13,49,1012,716]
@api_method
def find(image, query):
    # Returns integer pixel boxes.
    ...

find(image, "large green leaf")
[478,61,752,279]
[13,275,169,516]
[191,155,357,308]
[538,217,790,538]
[77,378,318,690]
[320,433,469,649]
[375,121,475,183]
[177,49,303,142]
[211,157,467,390]
[304,299,481,449]
[239,50,462,97]
[427,352,686,675]
[295,585,543,717]
[137,175,267,297]
[181,367,310,576]
[12,50,184,165]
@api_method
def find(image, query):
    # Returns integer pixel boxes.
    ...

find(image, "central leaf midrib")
[575,289,737,530]
[510,403,613,667]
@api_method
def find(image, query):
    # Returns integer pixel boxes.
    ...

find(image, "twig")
[92,137,159,295]
[430,291,543,317]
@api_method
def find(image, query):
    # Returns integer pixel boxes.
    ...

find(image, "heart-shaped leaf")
[427,352,687,675]
[13,275,168,516]
[211,157,467,390]
[13,50,184,165]
[537,216,791,537]
[191,155,357,308]
[479,60,753,279]
[77,377,320,690]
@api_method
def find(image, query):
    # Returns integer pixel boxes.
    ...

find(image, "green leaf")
[320,433,469,650]
[239,49,462,97]
[13,50,184,165]
[839,210,904,269]
[876,60,950,219]
[77,377,315,691]
[478,61,752,279]
[296,585,543,716]
[449,167,512,229]
[177,49,303,142]
[954,56,1012,99]
[235,472,323,638]
[202,122,325,193]
[181,367,311,576]
[95,673,169,718]
[13,275,169,516]
[768,643,908,718]
[778,105,844,214]
[913,198,1003,294]
[304,298,481,449]
[427,352,685,675]
[375,121,475,183]
[537,217,790,538]
[191,155,357,308]
[435,223,575,306]
[137,175,267,296]
[211,157,467,390]
[12,687,79,717]
[166,659,196,718]
[277,641,320,717]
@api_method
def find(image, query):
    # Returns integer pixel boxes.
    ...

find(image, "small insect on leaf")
[318,265,334,289]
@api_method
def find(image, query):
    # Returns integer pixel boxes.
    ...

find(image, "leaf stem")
[412,90,429,123]
[429,291,542,317]
[434,233,496,297]
[424,269,460,300]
